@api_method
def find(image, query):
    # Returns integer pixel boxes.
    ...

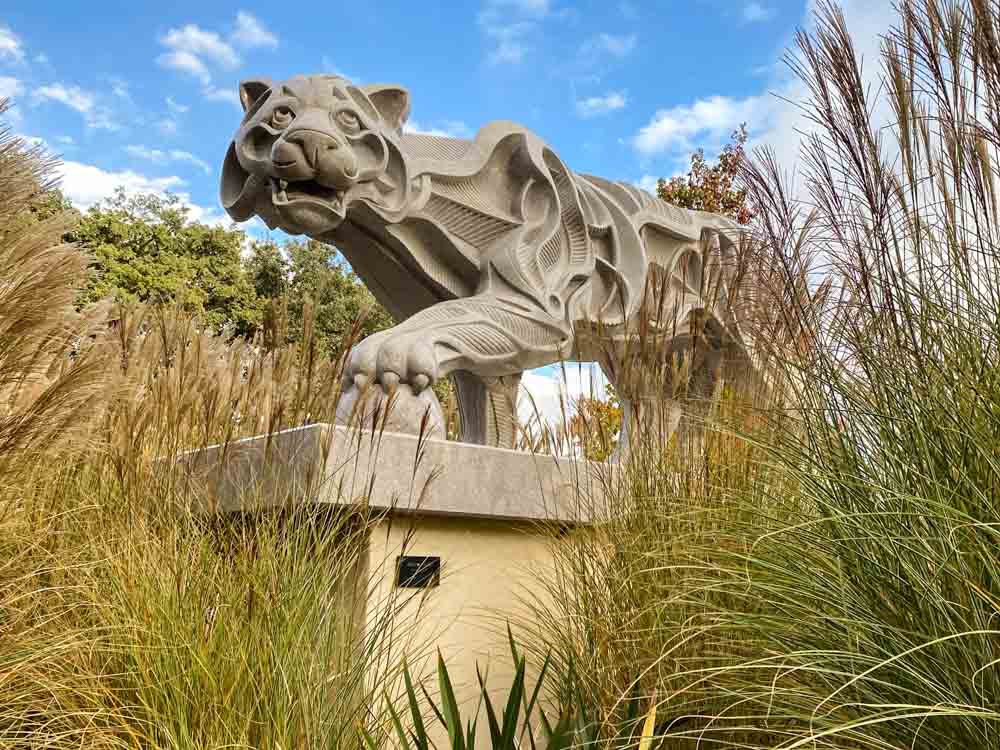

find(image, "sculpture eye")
[270,106,294,129]
[336,110,360,131]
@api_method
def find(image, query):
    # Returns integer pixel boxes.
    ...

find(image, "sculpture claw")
[354,373,369,390]
[381,371,400,392]
[412,373,430,393]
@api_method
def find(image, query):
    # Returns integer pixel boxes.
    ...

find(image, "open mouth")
[270,177,347,214]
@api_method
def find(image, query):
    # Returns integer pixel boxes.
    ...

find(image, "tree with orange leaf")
[656,124,754,225]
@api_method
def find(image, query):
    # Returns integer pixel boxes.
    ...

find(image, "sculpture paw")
[344,329,439,394]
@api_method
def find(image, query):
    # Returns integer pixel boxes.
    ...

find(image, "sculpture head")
[220,74,413,236]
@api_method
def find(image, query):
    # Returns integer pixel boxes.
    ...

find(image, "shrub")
[528,0,1000,747]
[0,99,411,749]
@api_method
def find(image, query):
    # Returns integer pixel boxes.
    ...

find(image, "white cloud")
[18,134,48,150]
[157,118,180,136]
[0,26,24,63]
[31,82,121,131]
[481,22,533,65]
[125,145,211,174]
[158,50,213,85]
[583,32,637,58]
[160,24,240,70]
[177,200,228,226]
[636,175,659,193]
[55,135,74,145]
[232,12,278,49]
[478,0,551,66]
[109,78,131,100]
[629,0,897,172]
[158,14,278,90]
[57,161,185,209]
[404,119,472,138]
[166,96,189,114]
[491,39,528,65]
[576,91,627,118]
[203,85,240,107]
[55,159,226,226]
[743,2,776,22]
[519,364,608,428]
[0,76,22,100]
[88,114,120,132]
[33,83,95,115]
[632,94,768,156]
[751,0,896,170]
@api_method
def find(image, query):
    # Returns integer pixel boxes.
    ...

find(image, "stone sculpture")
[221,74,750,449]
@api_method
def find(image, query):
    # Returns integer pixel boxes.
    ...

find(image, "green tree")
[244,238,393,354]
[244,240,287,301]
[69,189,262,336]
[657,124,754,224]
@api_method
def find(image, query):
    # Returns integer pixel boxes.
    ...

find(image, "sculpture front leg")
[344,295,571,392]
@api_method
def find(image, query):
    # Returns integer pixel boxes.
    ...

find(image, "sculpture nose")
[283,129,341,167]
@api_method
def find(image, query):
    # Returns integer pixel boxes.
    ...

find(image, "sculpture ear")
[239,78,273,112]
[362,84,410,131]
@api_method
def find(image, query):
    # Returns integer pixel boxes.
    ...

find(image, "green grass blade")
[436,652,465,750]
[498,655,526,750]
[403,659,428,750]
[477,663,503,747]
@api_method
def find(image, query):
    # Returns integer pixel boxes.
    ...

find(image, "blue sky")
[0,0,895,422]
[0,0,859,219]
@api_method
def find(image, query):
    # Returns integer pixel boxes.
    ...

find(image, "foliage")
[245,237,393,354]
[1,302,409,747]
[657,124,754,224]
[567,384,622,461]
[572,118,756,461]
[700,1,1000,744]
[12,1,1000,747]
[524,383,793,748]
[363,633,659,750]
[68,187,395,359]
[0,106,419,748]
[0,103,122,747]
[0,101,107,473]
[69,189,262,336]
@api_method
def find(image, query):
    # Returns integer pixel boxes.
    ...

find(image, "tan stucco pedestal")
[181,424,601,740]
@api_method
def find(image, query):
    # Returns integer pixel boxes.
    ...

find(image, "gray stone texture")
[180,424,599,523]
[221,75,750,450]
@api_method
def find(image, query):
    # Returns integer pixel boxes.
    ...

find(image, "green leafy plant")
[362,629,659,750]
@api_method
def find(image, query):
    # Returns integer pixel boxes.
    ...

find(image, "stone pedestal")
[179,423,603,745]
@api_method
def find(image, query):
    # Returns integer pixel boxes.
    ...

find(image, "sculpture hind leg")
[452,371,522,447]
[599,326,737,461]
[597,354,683,462]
